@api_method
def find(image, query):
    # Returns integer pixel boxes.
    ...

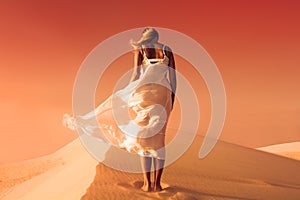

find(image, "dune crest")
[79,136,300,199]
[1,135,300,200]
[257,142,300,161]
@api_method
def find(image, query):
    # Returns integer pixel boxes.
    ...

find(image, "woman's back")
[141,43,169,66]
[142,43,165,59]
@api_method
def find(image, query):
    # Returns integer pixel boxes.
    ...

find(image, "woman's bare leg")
[153,158,164,191]
[140,157,152,192]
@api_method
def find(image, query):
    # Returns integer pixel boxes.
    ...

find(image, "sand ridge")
[257,142,300,161]
[1,135,300,200]
[81,136,300,200]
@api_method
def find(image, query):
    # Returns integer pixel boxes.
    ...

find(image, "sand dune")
[0,153,63,199]
[257,142,300,161]
[1,134,300,200]
[1,136,99,200]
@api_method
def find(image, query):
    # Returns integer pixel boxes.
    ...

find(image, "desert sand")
[1,135,99,200]
[1,133,300,200]
[257,142,300,161]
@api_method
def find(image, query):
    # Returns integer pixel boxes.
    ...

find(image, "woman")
[63,27,176,192]
[130,28,176,192]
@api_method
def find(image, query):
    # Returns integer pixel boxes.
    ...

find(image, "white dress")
[63,45,172,160]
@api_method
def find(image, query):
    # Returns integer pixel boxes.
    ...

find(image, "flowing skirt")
[63,64,172,160]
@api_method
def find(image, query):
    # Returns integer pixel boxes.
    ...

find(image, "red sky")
[1,0,300,163]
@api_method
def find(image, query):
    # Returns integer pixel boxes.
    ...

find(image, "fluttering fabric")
[63,50,172,160]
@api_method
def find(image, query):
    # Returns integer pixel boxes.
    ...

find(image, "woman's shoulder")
[161,44,173,57]
[163,45,172,52]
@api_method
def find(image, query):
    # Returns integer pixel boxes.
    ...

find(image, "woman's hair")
[131,28,159,49]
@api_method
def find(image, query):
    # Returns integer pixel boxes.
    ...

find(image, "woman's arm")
[130,49,143,82]
[166,47,177,108]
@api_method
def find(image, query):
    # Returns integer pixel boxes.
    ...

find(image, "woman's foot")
[141,182,152,192]
[153,183,163,192]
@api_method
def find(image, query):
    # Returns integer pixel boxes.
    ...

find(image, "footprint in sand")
[117,181,143,191]
[158,187,198,200]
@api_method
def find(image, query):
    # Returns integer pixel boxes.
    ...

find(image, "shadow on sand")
[117,181,257,200]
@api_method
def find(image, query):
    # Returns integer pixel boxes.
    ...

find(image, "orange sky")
[1,1,300,163]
